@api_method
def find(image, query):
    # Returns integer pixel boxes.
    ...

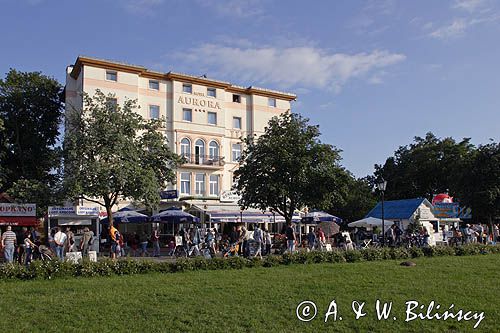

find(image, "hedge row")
[1,243,499,281]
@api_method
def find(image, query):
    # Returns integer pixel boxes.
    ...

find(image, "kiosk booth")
[47,206,100,253]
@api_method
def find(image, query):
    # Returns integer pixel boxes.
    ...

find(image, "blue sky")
[1,0,499,177]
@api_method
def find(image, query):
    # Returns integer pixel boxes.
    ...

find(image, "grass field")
[0,255,498,332]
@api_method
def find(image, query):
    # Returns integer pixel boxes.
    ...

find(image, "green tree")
[334,176,377,223]
[374,132,474,201]
[63,90,182,225]
[234,112,350,224]
[458,141,500,223]
[0,69,64,213]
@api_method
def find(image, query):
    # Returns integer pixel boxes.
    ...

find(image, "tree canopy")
[375,132,500,223]
[234,112,349,224]
[374,132,475,201]
[63,90,182,225]
[0,69,64,214]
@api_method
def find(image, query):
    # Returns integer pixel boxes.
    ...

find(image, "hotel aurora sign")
[220,190,241,203]
[177,96,221,109]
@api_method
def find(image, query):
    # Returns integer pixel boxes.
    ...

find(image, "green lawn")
[0,255,498,332]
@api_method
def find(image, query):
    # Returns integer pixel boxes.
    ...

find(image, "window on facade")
[195,139,205,164]
[209,141,219,159]
[268,98,276,107]
[233,117,242,129]
[209,175,219,196]
[207,88,216,97]
[207,112,217,125]
[180,138,191,158]
[180,172,191,195]
[195,173,205,195]
[106,97,118,110]
[182,83,192,93]
[183,108,192,122]
[106,70,117,81]
[149,105,160,119]
[232,94,241,103]
[232,143,242,162]
[149,80,159,90]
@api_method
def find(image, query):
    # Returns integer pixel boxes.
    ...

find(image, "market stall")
[47,206,100,253]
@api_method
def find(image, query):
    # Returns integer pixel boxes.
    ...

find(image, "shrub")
[408,247,424,258]
[263,255,282,267]
[325,250,346,263]
[344,250,364,263]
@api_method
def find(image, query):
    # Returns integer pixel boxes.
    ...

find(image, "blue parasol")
[151,207,200,224]
[101,207,149,225]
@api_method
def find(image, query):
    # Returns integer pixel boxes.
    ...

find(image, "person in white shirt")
[252,224,263,259]
[54,227,67,260]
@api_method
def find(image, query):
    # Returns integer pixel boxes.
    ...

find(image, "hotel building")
[65,56,296,223]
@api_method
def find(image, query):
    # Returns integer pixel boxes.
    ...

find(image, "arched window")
[209,141,219,159]
[180,138,191,158]
[195,139,205,164]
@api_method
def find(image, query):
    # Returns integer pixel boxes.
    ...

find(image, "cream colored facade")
[65,56,296,203]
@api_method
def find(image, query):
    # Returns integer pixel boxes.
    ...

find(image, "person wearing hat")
[1,226,17,263]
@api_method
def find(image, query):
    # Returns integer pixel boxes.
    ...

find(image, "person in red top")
[317,227,326,250]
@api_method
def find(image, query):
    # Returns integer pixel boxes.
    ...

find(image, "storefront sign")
[76,206,100,216]
[160,190,178,199]
[48,206,99,216]
[220,190,241,203]
[433,203,472,219]
[0,203,36,216]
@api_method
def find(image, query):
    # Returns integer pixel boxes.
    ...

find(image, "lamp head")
[377,179,387,191]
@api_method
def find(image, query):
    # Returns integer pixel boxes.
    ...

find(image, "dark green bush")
[1,244,499,281]
[344,250,364,263]
[262,255,282,267]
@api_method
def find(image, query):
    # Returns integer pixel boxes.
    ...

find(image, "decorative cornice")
[70,56,297,101]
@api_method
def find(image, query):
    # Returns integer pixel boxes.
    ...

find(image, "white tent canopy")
[348,217,395,229]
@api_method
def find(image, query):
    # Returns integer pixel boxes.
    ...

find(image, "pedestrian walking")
[1,226,17,263]
[285,222,296,253]
[252,224,263,259]
[151,228,161,257]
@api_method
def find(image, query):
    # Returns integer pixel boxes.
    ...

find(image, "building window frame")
[232,143,242,162]
[207,87,216,98]
[209,175,219,196]
[180,172,191,195]
[207,111,217,125]
[233,117,242,129]
[208,141,219,159]
[149,105,160,119]
[232,94,241,103]
[268,97,276,107]
[183,108,192,122]
[149,80,160,90]
[180,138,191,158]
[195,173,205,196]
[106,70,118,82]
[182,83,192,94]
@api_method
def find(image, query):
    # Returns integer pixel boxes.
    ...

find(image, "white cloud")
[123,0,165,16]
[428,13,500,39]
[174,44,406,92]
[195,0,266,19]
[452,0,487,12]
[429,18,468,39]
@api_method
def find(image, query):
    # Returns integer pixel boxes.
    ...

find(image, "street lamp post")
[377,178,387,246]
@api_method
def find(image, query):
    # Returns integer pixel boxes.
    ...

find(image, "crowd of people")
[2,221,500,264]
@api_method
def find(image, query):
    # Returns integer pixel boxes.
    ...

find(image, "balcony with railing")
[181,154,225,168]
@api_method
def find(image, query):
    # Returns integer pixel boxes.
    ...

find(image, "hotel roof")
[69,56,297,101]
